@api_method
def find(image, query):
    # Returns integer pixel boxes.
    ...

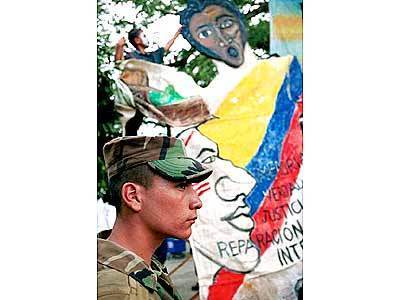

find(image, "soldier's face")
[180,129,260,272]
[189,5,244,67]
[140,174,203,240]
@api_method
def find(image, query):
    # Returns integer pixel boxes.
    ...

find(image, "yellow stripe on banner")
[273,16,303,41]
[199,56,293,167]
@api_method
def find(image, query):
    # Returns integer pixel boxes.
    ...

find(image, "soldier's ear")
[121,182,142,212]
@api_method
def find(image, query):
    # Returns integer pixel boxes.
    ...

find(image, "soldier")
[98,136,212,300]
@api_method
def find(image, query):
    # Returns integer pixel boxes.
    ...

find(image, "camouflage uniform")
[98,238,182,300]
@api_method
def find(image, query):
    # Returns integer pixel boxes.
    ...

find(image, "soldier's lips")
[186,217,197,224]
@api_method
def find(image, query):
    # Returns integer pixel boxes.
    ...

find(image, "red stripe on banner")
[208,100,303,299]
[208,269,245,300]
[197,187,211,197]
[184,131,194,146]
[194,182,209,191]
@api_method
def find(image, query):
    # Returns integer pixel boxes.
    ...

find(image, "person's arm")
[115,37,126,61]
[163,27,182,52]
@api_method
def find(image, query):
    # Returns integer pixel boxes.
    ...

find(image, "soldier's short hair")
[109,164,155,213]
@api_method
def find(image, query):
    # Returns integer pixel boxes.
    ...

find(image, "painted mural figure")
[180,0,247,68]
[176,128,261,273]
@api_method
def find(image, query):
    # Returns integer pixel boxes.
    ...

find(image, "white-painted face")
[178,128,260,272]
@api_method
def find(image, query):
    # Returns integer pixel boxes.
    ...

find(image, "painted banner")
[179,56,303,300]
[106,0,303,298]
[270,0,303,66]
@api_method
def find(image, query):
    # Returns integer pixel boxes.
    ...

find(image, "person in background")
[115,26,182,64]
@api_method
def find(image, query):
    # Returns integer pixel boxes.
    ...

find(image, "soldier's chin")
[174,228,192,240]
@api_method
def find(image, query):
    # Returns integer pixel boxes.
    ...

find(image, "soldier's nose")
[189,186,202,210]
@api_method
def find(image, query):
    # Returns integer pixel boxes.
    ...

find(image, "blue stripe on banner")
[288,57,303,101]
[246,57,303,215]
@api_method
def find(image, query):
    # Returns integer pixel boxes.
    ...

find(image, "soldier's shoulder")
[98,264,158,299]
[98,264,131,294]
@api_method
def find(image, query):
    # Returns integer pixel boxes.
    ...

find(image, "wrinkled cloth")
[113,58,213,132]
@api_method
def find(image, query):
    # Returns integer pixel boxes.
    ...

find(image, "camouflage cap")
[103,136,212,183]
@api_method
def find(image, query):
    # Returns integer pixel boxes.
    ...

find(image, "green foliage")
[97,0,270,200]
[248,20,269,53]
[179,51,218,88]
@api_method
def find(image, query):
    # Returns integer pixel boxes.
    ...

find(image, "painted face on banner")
[188,5,244,67]
[178,128,260,272]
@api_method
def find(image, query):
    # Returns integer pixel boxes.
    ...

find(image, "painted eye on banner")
[202,156,216,164]
[220,19,233,29]
[198,29,213,39]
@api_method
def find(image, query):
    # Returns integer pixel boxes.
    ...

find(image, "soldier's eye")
[198,29,213,39]
[202,156,216,164]
[176,182,188,190]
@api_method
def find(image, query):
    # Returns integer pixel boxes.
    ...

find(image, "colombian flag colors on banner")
[197,56,303,299]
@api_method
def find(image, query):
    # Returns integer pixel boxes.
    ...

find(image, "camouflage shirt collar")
[97,238,181,300]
